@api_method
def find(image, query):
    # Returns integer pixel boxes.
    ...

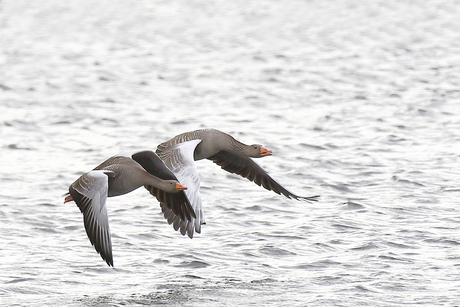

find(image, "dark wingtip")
[299,195,321,202]
[105,257,114,267]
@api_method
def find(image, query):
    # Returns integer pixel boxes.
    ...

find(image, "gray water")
[1,0,460,306]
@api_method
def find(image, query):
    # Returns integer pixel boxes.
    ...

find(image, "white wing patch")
[158,139,204,237]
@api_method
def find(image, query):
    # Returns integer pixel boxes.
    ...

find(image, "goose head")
[162,180,187,193]
[245,144,272,158]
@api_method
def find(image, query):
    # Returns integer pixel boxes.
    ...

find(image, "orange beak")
[260,146,272,157]
[175,183,188,191]
[64,195,73,203]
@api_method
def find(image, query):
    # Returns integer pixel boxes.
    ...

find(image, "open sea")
[1,0,460,306]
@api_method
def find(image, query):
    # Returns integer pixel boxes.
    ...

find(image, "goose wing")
[68,170,114,266]
[130,150,196,223]
[208,150,319,202]
[156,140,204,238]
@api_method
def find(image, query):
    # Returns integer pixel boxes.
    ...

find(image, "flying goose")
[64,150,194,266]
[154,129,320,238]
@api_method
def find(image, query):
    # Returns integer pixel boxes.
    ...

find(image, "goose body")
[156,129,320,238]
[65,150,193,266]
[157,128,268,161]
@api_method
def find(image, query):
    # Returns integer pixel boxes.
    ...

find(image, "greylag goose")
[64,150,194,266]
[154,129,320,238]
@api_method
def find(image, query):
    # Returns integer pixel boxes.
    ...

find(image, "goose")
[154,129,320,238]
[64,150,195,266]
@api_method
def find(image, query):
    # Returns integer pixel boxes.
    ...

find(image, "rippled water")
[2,0,460,306]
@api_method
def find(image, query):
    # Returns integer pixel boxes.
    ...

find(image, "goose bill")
[260,147,272,156]
[175,183,188,190]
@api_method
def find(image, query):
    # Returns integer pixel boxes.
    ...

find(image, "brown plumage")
[157,129,320,201]
[155,129,320,238]
[64,150,193,266]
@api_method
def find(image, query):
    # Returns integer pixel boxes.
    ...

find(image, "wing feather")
[69,170,113,266]
[131,150,196,222]
[208,150,319,202]
[156,140,204,238]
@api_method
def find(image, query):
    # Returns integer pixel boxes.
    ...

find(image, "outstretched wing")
[131,150,196,222]
[68,170,114,266]
[208,150,320,202]
[156,140,204,238]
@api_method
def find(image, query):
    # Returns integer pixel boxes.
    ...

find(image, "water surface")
[1,0,460,306]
